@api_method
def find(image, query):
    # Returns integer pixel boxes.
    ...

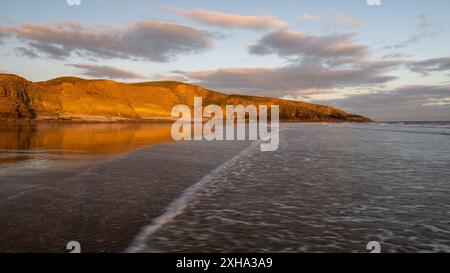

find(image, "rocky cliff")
[0,74,371,122]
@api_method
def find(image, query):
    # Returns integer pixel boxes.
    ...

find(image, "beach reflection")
[0,122,174,165]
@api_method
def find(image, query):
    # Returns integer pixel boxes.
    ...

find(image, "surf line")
[125,141,260,253]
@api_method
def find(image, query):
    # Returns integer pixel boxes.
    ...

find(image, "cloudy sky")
[0,0,449,121]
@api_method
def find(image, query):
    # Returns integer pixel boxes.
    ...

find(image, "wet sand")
[0,140,251,253]
[132,123,450,253]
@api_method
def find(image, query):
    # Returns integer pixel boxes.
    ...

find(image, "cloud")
[281,88,337,101]
[409,57,450,76]
[312,84,450,121]
[382,52,411,59]
[150,73,189,82]
[180,61,400,97]
[67,64,146,79]
[166,8,288,30]
[388,14,434,49]
[249,30,369,63]
[300,13,321,22]
[27,42,68,59]
[300,11,362,29]
[417,13,431,30]
[326,11,363,29]
[15,47,39,58]
[1,18,13,24]
[0,25,14,43]
[0,20,213,62]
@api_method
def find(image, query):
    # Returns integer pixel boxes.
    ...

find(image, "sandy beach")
[0,140,251,253]
[2,122,450,253]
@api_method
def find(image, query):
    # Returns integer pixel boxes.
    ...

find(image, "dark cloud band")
[67,64,146,79]
[0,20,214,62]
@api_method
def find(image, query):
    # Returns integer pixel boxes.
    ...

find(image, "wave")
[344,122,450,136]
[126,141,260,253]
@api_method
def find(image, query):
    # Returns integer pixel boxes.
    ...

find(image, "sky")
[0,0,449,121]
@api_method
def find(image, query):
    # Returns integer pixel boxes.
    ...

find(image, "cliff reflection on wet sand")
[0,122,174,165]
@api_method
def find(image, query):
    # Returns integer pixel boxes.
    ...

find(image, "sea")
[131,121,450,253]
[1,121,450,252]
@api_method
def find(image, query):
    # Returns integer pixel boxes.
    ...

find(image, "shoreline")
[0,139,252,253]
[0,118,176,125]
[0,118,375,125]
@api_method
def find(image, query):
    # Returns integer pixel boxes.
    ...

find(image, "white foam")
[126,141,260,253]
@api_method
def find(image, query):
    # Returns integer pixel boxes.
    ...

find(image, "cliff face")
[0,74,35,119]
[0,74,371,122]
